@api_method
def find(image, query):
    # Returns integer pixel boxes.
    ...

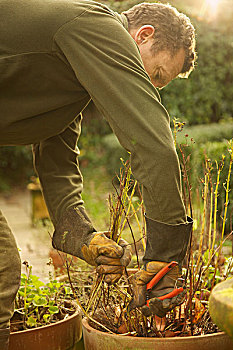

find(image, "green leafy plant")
[11,262,74,332]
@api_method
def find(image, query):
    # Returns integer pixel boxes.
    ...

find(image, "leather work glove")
[127,261,186,318]
[82,233,132,284]
[52,206,132,284]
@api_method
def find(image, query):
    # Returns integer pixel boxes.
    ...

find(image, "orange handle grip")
[158,287,184,301]
[146,287,184,307]
[146,261,178,291]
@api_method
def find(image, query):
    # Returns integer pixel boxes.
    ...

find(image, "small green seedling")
[13,263,74,330]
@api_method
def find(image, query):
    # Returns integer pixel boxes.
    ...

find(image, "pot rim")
[10,302,81,336]
[82,317,227,342]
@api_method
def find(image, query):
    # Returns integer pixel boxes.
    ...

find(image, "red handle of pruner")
[146,261,178,291]
[146,287,184,307]
[158,287,184,301]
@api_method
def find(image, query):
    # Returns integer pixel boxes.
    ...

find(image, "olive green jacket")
[0,0,185,225]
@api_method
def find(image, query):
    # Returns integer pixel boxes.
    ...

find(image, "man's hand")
[52,206,132,284]
[127,261,185,318]
[81,232,132,284]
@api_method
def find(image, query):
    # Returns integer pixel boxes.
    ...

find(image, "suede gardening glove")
[52,206,132,284]
[127,215,193,317]
[82,233,132,284]
[127,261,185,318]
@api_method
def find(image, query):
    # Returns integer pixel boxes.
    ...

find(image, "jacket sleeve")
[33,115,84,225]
[53,8,186,224]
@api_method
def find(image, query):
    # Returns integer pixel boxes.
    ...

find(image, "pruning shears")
[146,261,184,307]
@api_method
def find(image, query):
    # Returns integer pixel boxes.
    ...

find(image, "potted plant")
[9,262,83,350]
[78,138,233,349]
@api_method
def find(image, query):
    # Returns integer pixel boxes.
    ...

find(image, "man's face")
[140,45,185,89]
[130,25,185,88]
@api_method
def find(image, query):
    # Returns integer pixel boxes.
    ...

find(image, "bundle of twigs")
[64,126,233,338]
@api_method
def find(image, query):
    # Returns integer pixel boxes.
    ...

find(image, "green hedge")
[103,122,233,174]
[101,133,129,176]
[176,122,233,145]
[160,17,233,125]
[0,146,33,191]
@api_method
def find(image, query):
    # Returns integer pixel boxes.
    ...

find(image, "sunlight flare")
[206,0,221,15]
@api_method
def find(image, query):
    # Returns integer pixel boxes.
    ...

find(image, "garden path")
[0,189,53,281]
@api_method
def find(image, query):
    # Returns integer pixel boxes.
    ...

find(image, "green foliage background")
[0,146,33,191]
[161,18,233,125]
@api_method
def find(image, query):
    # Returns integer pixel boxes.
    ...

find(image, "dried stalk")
[212,140,233,289]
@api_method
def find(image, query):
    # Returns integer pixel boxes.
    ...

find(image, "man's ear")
[134,25,155,45]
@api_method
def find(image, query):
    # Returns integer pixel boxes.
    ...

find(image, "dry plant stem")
[173,118,185,148]
[124,269,134,295]
[141,314,148,337]
[180,152,188,212]
[178,145,193,218]
[112,284,131,300]
[129,201,146,251]
[208,180,213,262]
[177,143,194,335]
[173,119,178,148]
[190,149,232,326]
[212,140,233,288]
[121,187,145,250]
[110,172,126,240]
[211,160,223,255]
[91,280,104,316]
[122,209,140,269]
[112,180,140,269]
[111,162,131,241]
[86,275,104,313]
[192,260,205,297]
[100,299,113,328]
[120,180,137,235]
[68,161,142,335]
[195,169,208,274]
[64,259,115,334]
[202,157,213,263]
[137,183,147,250]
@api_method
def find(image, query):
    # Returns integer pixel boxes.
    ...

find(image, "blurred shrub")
[103,122,233,175]
[161,17,233,125]
[101,133,129,176]
[0,146,33,191]
[176,122,233,145]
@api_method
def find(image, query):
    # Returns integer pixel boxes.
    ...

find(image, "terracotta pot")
[82,317,233,350]
[209,277,233,338]
[9,305,82,350]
